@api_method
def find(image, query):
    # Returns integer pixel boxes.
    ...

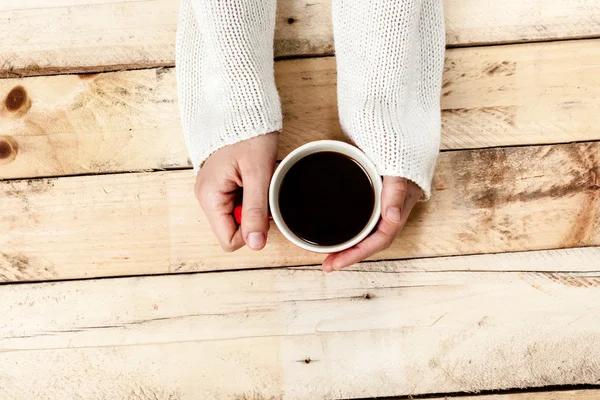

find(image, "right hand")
[194,133,279,252]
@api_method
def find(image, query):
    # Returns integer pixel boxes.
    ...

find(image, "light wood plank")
[444,0,600,46]
[0,0,178,78]
[1,39,599,179]
[0,0,335,77]
[2,249,600,398]
[1,142,599,282]
[1,0,600,77]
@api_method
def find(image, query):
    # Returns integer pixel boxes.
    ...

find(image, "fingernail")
[323,264,333,273]
[248,232,265,250]
[386,207,401,223]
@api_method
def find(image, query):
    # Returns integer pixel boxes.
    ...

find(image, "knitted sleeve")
[176,0,282,171]
[332,0,446,199]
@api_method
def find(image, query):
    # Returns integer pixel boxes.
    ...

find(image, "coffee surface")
[278,151,375,246]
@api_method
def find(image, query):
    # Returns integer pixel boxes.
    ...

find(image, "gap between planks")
[1,36,597,80]
[2,137,600,183]
[369,386,600,399]
[1,247,600,287]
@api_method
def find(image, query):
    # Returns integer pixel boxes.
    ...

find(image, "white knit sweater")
[176,0,445,199]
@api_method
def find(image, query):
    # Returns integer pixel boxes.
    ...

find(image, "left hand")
[322,176,422,272]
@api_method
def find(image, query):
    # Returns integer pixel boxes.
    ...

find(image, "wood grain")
[1,141,598,282]
[1,0,600,77]
[1,39,599,179]
[2,248,600,398]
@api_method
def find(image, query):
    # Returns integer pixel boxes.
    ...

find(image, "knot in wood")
[0,137,18,164]
[5,86,27,112]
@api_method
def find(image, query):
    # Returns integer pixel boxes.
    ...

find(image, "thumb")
[241,170,271,250]
[381,176,408,232]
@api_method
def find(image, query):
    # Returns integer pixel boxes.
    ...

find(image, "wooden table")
[1,0,600,398]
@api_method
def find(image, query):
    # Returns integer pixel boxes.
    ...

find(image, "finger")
[326,228,393,271]
[400,180,422,221]
[201,192,245,252]
[208,212,245,252]
[323,176,409,272]
[322,254,335,273]
[380,176,408,235]
[240,168,271,250]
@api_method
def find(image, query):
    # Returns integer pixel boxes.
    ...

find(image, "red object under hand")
[234,205,243,225]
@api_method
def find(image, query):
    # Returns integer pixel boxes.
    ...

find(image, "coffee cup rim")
[269,140,383,254]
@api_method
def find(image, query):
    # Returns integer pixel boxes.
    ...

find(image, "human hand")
[194,133,278,252]
[322,177,422,272]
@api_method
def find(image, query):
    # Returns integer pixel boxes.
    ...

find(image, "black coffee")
[278,151,375,246]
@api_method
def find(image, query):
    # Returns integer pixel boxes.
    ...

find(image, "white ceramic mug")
[269,140,383,253]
